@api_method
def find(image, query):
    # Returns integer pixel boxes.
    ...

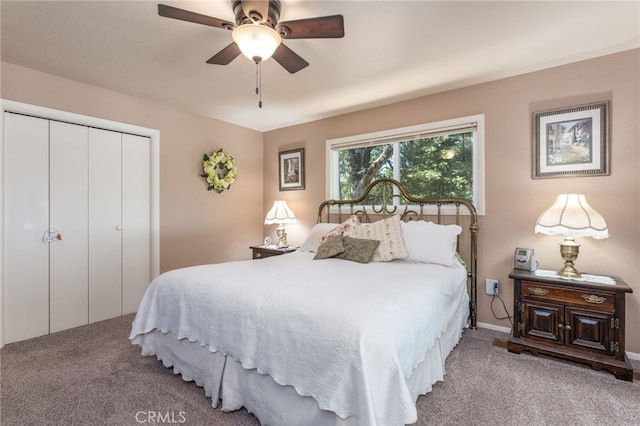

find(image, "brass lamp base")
[558,236,581,278]
[276,226,288,248]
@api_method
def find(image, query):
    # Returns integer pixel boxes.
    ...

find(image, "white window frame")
[325,114,485,215]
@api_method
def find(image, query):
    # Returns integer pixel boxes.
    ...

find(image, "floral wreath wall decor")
[201,149,238,193]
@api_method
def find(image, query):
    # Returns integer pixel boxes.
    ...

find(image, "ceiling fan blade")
[206,43,242,65]
[240,0,270,23]
[277,15,344,39]
[272,43,309,74]
[158,4,234,30]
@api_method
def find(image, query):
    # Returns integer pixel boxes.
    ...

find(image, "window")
[326,114,485,214]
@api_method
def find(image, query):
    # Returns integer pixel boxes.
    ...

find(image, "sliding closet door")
[122,134,151,314]
[4,113,50,343]
[88,128,122,322]
[49,121,89,333]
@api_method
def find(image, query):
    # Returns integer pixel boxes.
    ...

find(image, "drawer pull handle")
[583,294,606,304]
[255,252,262,258]
[529,287,549,296]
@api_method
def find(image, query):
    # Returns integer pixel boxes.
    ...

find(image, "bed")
[130,178,478,425]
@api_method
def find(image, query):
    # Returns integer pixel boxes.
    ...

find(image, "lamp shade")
[232,24,281,62]
[534,194,608,240]
[264,201,296,224]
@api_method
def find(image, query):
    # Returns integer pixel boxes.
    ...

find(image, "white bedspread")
[130,252,468,425]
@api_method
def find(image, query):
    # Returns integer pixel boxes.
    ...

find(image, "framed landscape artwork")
[533,101,609,179]
[279,148,305,191]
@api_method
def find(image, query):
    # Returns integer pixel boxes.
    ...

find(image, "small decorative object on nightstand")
[250,245,297,260]
[507,269,633,381]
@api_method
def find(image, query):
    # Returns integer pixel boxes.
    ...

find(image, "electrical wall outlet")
[485,279,499,295]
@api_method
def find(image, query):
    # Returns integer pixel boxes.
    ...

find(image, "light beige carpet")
[2,314,638,425]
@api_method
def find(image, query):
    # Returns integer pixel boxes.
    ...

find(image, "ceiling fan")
[158,1,345,74]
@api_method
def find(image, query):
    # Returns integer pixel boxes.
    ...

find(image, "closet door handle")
[43,228,62,243]
[116,225,123,231]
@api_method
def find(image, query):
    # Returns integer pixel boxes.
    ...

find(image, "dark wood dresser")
[507,269,633,381]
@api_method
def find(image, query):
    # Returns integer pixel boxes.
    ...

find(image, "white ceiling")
[2,1,639,132]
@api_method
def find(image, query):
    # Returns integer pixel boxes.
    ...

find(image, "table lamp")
[264,200,296,248]
[534,194,608,278]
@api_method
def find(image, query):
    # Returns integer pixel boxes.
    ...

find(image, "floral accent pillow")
[313,235,345,260]
[355,215,408,262]
[336,237,380,263]
[320,215,360,242]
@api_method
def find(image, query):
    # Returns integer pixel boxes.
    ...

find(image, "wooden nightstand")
[507,269,633,381]
[250,245,297,260]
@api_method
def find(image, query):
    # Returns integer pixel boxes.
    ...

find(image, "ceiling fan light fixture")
[232,24,281,62]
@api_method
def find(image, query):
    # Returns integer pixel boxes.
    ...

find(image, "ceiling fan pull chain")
[255,60,263,108]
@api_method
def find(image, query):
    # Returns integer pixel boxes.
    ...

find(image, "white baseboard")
[477,322,511,334]
[477,322,640,363]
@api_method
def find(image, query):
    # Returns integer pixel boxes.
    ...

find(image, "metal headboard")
[317,178,479,329]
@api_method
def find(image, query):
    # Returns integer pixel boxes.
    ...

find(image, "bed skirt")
[131,294,468,426]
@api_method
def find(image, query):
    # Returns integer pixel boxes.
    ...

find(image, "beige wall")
[1,62,264,272]
[3,49,638,354]
[263,49,640,354]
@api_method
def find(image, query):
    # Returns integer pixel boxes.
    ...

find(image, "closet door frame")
[0,99,160,347]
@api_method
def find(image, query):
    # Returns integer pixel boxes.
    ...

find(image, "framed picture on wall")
[279,148,305,191]
[533,101,609,179]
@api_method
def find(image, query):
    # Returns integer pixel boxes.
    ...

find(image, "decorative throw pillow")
[299,223,342,252]
[313,235,345,260]
[400,220,462,266]
[337,237,380,263]
[320,215,360,242]
[355,215,408,262]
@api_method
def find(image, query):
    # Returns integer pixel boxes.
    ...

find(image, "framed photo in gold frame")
[533,101,609,179]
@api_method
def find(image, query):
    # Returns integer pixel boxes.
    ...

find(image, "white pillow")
[356,215,407,262]
[298,223,341,252]
[401,220,462,266]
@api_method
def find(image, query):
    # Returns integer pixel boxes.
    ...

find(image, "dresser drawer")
[521,281,614,311]
[253,250,278,259]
